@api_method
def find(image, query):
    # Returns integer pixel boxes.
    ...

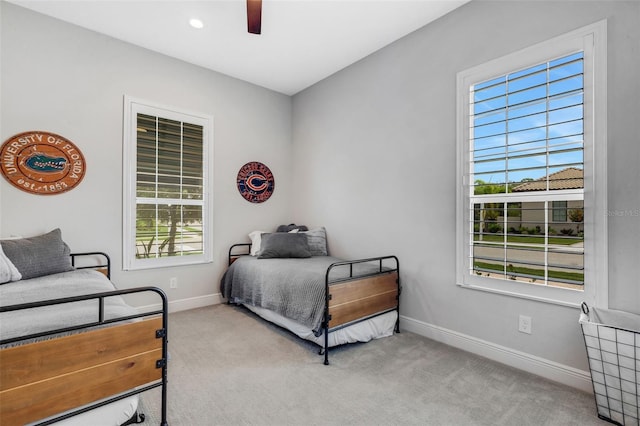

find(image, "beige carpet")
[139,304,602,426]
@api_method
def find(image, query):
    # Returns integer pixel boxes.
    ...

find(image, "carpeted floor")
[139,304,602,426]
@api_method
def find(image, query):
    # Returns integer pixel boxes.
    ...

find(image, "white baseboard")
[400,315,593,393]
[136,293,222,314]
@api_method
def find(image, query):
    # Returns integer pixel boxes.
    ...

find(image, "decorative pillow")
[302,227,328,256]
[0,228,74,280]
[276,224,309,233]
[0,244,21,284]
[257,233,312,259]
[248,230,266,256]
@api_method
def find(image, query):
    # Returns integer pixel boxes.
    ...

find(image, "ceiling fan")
[247,0,262,34]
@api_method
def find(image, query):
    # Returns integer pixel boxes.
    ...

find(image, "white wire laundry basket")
[579,302,640,426]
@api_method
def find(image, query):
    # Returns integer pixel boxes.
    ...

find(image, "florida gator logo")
[1,131,86,195]
[237,161,274,203]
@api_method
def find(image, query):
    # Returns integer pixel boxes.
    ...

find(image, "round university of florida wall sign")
[236,161,274,203]
[0,131,86,195]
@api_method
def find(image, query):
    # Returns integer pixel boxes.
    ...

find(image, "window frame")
[456,21,608,308]
[123,96,214,270]
[552,201,568,223]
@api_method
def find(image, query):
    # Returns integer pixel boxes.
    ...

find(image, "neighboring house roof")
[512,167,584,192]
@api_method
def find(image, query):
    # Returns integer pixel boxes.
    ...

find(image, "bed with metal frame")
[225,243,401,365]
[0,252,169,426]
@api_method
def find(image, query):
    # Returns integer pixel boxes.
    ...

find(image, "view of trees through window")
[135,114,204,259]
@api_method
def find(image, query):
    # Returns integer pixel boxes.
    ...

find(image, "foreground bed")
[221,237,400,364]
[0,231,168,426]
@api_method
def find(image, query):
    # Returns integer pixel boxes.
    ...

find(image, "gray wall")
[1,0,638,378]
[292,0,640,371]
[0,3,293,306]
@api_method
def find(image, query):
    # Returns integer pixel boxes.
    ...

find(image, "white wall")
[292,0,640,379]
[0,3,293,308]
[2,0,639,391]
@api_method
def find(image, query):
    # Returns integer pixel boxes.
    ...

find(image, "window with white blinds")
[123,98,213,270]
[456,21,608,307]
[470,51,585,290]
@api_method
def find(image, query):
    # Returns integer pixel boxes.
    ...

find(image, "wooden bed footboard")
[0,287,169,426]
[323,255,400,365]
[328,271,399,329]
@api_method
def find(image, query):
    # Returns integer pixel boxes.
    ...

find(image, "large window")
[456,22,607,307]
[123,97,213,270]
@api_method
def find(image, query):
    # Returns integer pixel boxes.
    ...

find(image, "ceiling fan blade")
[247,0,262,34]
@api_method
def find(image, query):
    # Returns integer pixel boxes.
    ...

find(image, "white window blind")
[123,97,213,270]
[136,114,204,257]
[469,52,585,289]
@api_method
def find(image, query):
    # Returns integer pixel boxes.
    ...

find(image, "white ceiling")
[7,0,470,95]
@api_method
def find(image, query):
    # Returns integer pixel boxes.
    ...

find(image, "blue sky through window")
[471,52,584,190]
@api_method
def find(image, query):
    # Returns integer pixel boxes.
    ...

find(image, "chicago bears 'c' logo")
[237,161,274,203]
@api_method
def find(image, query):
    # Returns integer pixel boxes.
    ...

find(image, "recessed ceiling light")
[189,18,204,29]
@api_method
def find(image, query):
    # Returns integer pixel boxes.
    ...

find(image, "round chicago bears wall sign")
[236,161,274,203]
[0,131,86,195]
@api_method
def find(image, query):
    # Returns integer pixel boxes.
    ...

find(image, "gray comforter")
[0,269,137,345]
[220,255,384,336]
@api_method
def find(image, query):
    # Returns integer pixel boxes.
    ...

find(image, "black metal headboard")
[70,252,111,279]
[228,243,252,266]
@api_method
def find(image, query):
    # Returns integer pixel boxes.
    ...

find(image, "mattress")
[0,269,138,343]
[244,303,398,347]
[26,396,139,426]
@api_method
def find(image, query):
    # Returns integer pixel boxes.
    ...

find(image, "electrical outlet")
[169,277,178,289]
[519,315,532,334]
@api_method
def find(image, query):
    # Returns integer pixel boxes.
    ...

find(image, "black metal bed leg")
[323,321,329,365]
[159,291,169,426]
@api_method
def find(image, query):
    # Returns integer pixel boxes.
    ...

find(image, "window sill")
[125,256,213,271]
[457,277,585,308]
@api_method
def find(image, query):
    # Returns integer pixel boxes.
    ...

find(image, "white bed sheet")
[27,395,139,426]
[244,303,397,347]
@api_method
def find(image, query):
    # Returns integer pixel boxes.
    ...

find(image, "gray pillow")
[257,233,312,259]
[276,224,309,232]
[303,227,328,256]
[0,228,74,280]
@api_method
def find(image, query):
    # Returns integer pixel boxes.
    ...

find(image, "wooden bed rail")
[0,287,169,426]
[323,255,400,365]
